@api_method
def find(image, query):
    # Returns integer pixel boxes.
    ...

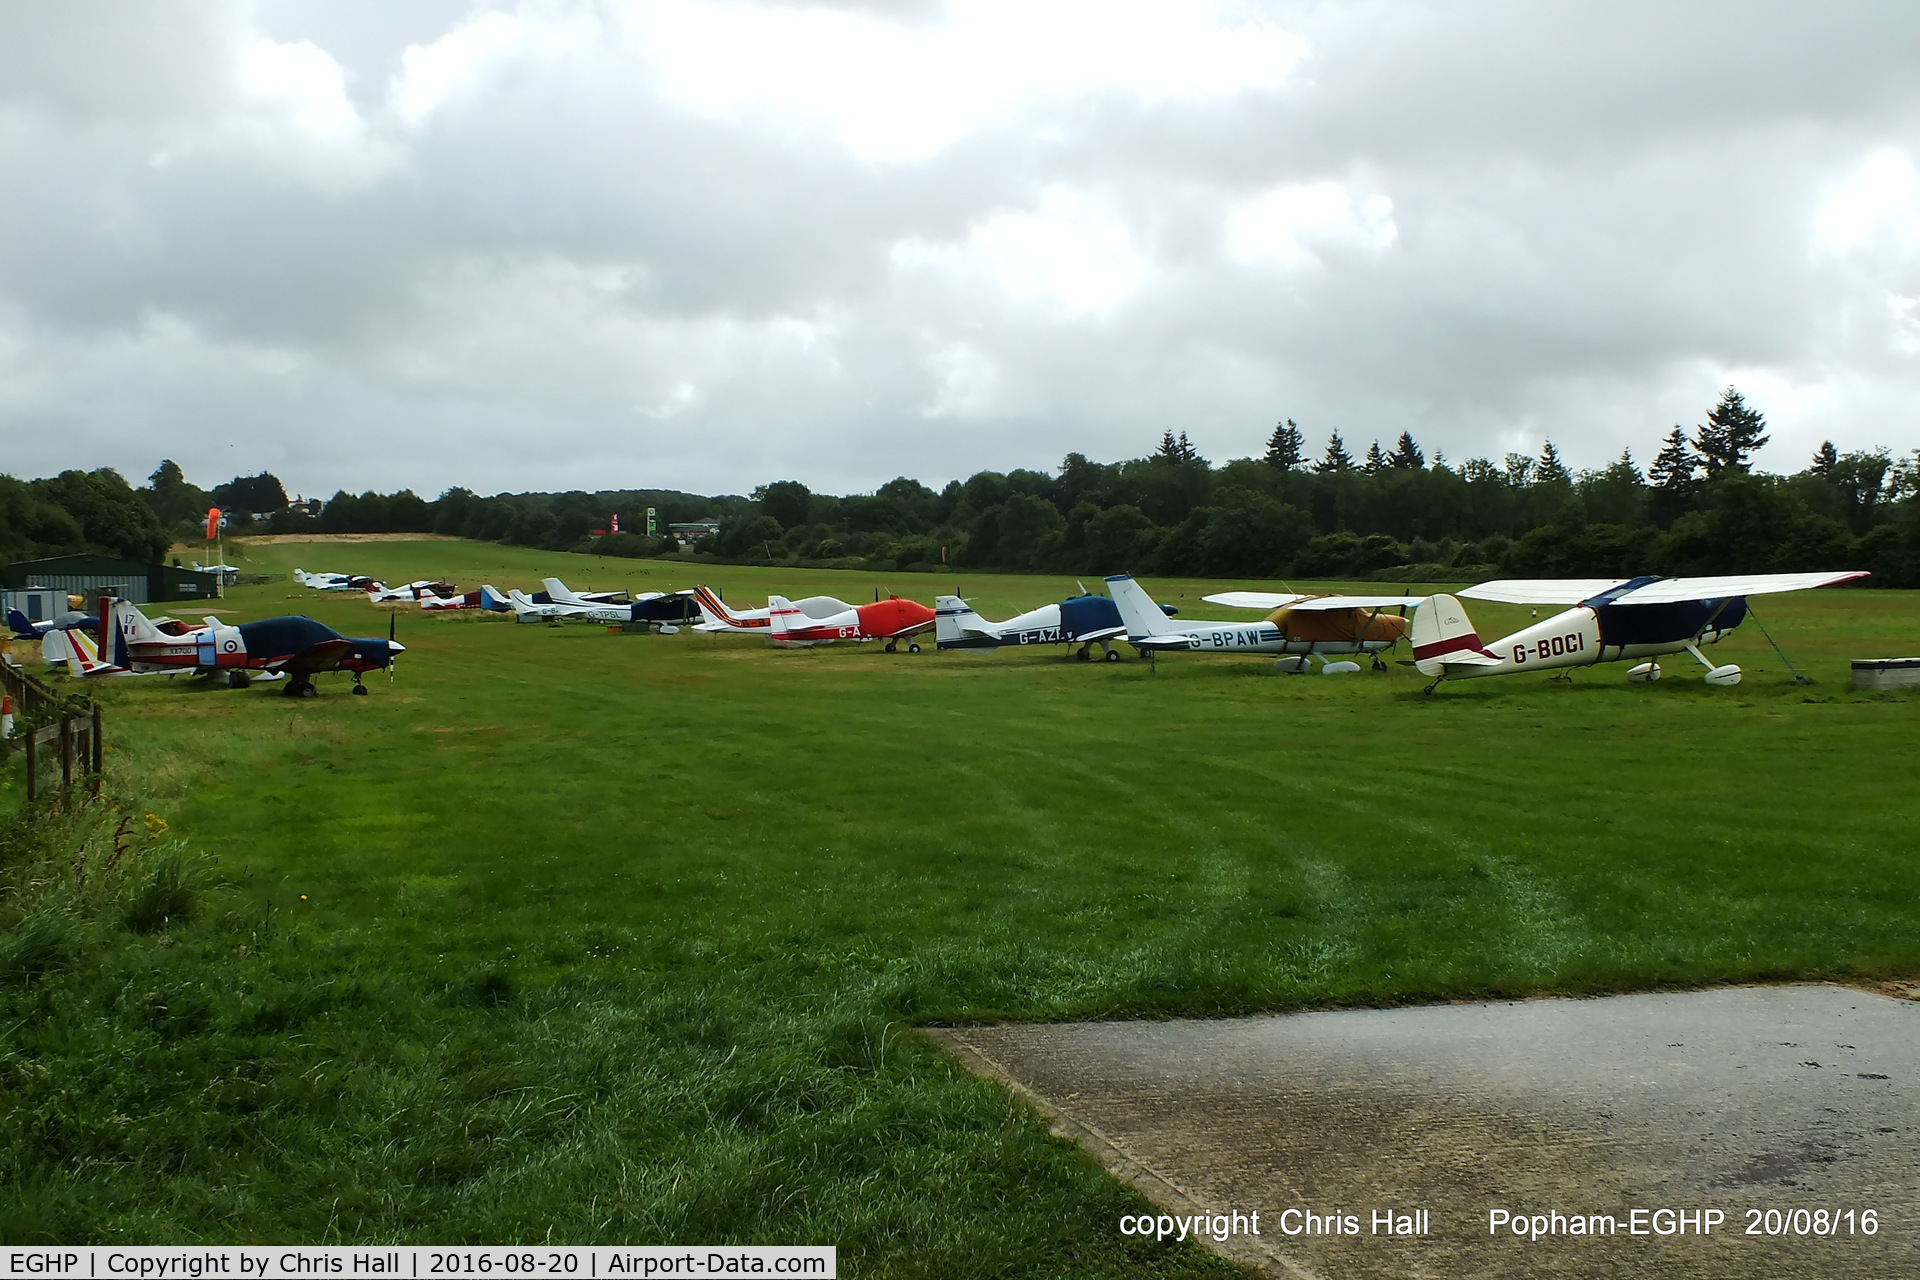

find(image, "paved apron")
[930,985,1919,1279]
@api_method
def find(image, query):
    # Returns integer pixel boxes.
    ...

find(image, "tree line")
[5,388,1919,585]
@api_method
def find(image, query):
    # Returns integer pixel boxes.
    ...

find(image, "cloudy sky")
[3,1,1918,499]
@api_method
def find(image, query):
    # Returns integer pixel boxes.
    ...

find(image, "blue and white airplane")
[935,592,1130,660]
[1410,571,1867,689]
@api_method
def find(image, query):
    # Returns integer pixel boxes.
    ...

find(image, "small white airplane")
[367,580,458,605]
[420,586,513,612]
[294,569,377,591]
[506,578,665,624]
[689,584,855,635]
[934,593,1129,660]
[1409,571,1868,690]
[1107,574,1425,671]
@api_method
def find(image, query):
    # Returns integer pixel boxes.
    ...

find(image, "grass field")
[3,538,1917,1272]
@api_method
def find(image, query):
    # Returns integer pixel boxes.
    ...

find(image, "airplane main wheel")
[1104,649,1121,662]
[907,642,920,654]
[228,671,249,689]
[885,641,897,653]
[351,684,369,696]
[1075,646,1091,661]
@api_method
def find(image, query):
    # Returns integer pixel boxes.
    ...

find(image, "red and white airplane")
[767,593,936,652]
[689,585,854,635]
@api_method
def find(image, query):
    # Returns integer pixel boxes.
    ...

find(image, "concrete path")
[930,985,1919,1279]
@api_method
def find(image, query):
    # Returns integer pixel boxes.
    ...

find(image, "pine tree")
[1535,441,1571,485]
[1648,425,1699,492]
[1363,441,1387,473]
[1810,440,1839,475]
[1691,386,1769,478]
[1155,429,1181,462]
[1264,419,1305,470]
[1176,431,1201,464]
[1389,431,1425,469]
[1613,448,1640,481]
[1316,432,1353,472]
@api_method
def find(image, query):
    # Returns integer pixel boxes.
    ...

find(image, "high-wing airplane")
[1107,574,1422,670]
[934,592,1129,660]
[93,598,405,696]
[1409,571,1868,689]
[421,585,514,612]
[767,594,936,651]
[689,585,856,635]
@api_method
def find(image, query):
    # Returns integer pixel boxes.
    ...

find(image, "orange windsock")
[205,508,220,540]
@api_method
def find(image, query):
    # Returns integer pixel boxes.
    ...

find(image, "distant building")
[669,520,721,545]
[3,554,220,605]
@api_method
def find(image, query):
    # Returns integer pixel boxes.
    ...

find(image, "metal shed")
[3,554,219,605]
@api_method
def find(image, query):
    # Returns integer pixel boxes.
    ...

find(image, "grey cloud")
[1,0,1917,499]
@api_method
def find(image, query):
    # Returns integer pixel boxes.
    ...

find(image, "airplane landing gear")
[1103,645,1120,662]
[1371,654,1388,672]
[1075,643,1092,661]
[228,671,250,689]
[885,640,898,653]
[907,642,921,654]
[351,677,369,696]
[284,677,318,699]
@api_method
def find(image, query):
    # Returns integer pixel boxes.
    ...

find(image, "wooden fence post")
[24,727,36,805]
[59,716,73,806]
[91,702,104,797]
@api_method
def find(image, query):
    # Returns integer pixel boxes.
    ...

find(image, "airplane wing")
[1128,634,1199,651]
[1283,594,1429,610]
[267,639,355,674]
[1201,591,1308,610]
[1605,571,1868,604]
[1458,579,1629,605]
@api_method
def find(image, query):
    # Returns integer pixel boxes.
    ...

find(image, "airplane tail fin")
[1411,594,1496,676]
[479,585,512,612]
[767,595,801,644]
[541,577,586,606]
[294,569,307,585]
[66,627,123,677]
[1104,574,1175,638]
[690,584,751,628]
[934,595,991,647]
[6,608,36,638]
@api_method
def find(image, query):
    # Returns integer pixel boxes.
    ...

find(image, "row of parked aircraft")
[247,563,1881,691]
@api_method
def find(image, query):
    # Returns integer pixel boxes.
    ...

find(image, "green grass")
[2,537,1917,1268]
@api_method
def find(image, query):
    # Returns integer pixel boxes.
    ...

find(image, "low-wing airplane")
[934,592,1129,660]
[1409,571,1869,689]
[767,594,936,651]
[1107,574,1422,670]
[91,597,405,697]
[367,580,458,604]
[506,578,654,623]
[421,585,514,612]
[9,607,97,639]
[689,585,855,635]
[295,569,379,591]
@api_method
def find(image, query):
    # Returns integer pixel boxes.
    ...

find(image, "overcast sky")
[3,1,1918,500]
